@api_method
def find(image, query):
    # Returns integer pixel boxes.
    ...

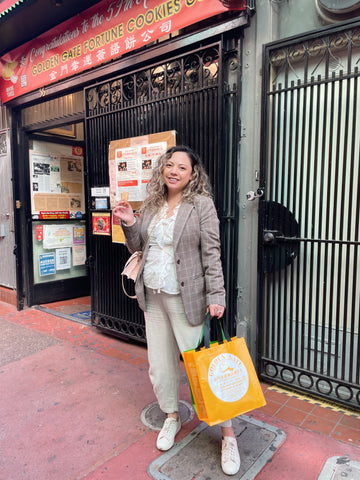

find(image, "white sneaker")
[156,417,181,451]
[221,436,241,475]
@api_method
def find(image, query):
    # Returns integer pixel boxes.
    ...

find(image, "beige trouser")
[145,288,232,428]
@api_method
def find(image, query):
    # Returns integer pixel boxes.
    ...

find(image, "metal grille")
[21,91,84,129]
[259,23,360,408]
[85,39,240,342]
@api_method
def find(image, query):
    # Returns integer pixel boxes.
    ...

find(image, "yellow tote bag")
[182,315,266,426]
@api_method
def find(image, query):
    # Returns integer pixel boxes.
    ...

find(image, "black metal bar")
[352,72,360,385]
[339,70,352,382]
[304,75,315,372]
[279,77,288,365]
[332,71,345,378]
[318,76,328,375]
[262,236,360,245]
[299,70,308,370]
[273,85,282,363]
[286,80,294,366]
[312,75,321,374]
[293,79,301,368]
[324,72,336,378]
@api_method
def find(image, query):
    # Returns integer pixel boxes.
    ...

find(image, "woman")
[113,145,240,476]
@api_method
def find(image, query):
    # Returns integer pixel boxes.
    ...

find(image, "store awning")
[0,0,247,104]
[0,0,27,18]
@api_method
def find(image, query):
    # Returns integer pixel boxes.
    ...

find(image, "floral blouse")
[143,203,180,294]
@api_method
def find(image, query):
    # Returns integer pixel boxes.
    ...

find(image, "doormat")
[70,310,91,320]
[35,305,91,326]
[148,415,286,480]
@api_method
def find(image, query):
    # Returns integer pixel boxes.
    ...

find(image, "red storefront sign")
[0,0,246,103]
[39,211,70,219]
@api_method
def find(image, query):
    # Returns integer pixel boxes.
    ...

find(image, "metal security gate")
[259,21,360,409]
[85,29,242,342]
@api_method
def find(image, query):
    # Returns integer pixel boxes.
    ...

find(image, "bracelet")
[122,217,136,227]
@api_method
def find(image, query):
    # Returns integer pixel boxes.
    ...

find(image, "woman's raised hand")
[113,200,135,225]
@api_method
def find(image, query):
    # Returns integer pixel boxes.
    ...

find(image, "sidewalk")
[1,299,360,480]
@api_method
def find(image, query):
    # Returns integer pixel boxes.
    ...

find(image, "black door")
[85,34,242,342]
[258,23,360,409]
[14,125,89,307]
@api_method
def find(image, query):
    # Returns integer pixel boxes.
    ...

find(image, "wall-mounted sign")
[39,252,56,276]
[0,0,246,103]
[39,211,70,219]
[35,224,43,240]
[73,225,85,244]
[92,212,111,235]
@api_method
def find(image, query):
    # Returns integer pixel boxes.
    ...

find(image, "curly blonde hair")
[140,145,213,213]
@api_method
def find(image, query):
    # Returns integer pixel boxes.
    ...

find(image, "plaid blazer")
[122,195,226,326]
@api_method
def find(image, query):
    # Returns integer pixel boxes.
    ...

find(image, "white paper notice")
[56,247,71,270]
[43,225,74,249]
[72,245,86,266]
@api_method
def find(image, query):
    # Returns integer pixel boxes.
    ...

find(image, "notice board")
[30,150,85,218]
[108,130,176,211]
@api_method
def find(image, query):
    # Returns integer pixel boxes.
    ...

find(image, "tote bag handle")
[196,313,231,351]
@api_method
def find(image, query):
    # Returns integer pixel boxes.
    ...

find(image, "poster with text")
[39,252,56,277]
[43,224,74,249]
[109,131,176,209]
[30,150,85,217]
[72,245,87,266]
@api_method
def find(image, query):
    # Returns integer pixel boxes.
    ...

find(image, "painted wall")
[0,109,16,290]
[273,0,325,39]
